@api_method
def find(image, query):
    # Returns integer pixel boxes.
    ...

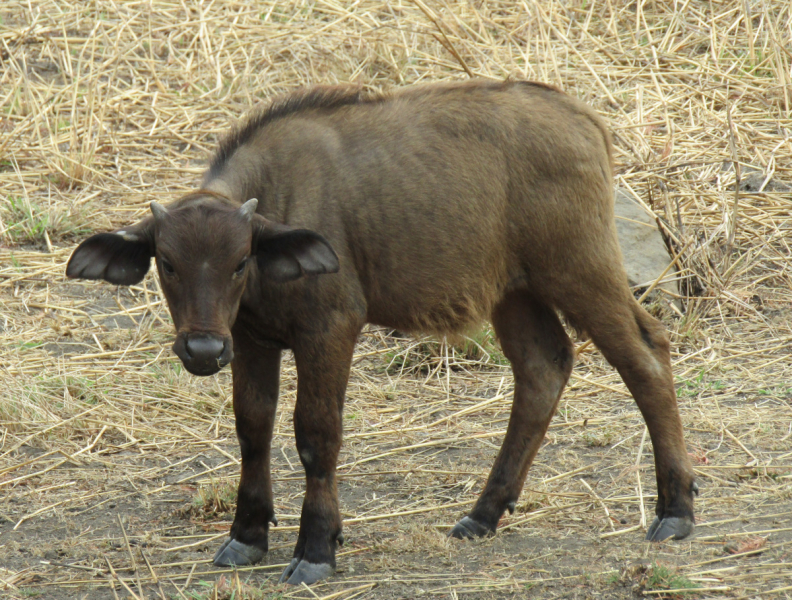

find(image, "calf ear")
[66,218,155,285]
[253,217,340,283]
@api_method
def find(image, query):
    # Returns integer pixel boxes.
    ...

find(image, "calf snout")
[173,332,234,376]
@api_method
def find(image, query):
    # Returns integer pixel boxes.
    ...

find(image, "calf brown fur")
[67,80,697,585]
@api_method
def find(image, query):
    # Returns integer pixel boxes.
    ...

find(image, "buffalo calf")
[67,80,697,585]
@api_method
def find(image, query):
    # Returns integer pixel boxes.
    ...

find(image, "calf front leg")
[213,329,281,567]
[279,326,358,586]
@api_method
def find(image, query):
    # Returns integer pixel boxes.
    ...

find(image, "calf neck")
[67,80,697,585]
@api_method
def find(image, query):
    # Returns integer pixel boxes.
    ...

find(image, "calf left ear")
[66,218,155,285]
[253,217,340,283]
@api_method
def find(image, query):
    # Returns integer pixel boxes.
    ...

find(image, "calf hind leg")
[561,284,696,541]
[450,292,574,538]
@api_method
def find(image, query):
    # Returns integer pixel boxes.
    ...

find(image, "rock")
[721,162,791,192]
[737,170,791,192]
[613,187,679,302]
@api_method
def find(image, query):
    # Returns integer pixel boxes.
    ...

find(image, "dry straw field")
[1,0,791,598]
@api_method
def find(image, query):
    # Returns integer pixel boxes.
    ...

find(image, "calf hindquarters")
[449,216,696,540]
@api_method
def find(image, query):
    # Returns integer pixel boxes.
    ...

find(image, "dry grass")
[1,1,791,599]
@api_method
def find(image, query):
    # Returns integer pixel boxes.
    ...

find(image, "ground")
[1,1,792,599]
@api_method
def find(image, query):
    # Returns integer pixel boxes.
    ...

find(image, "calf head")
[67,194,339,376]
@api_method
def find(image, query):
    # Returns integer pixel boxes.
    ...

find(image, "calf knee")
[553,339,575,378]
[635,313,671,356]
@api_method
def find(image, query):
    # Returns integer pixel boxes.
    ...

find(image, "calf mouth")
[172,332,234,376]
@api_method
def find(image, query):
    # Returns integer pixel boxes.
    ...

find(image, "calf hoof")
[448,516,495,540]
[213,538,266,567]
[279,558,334,585]
[645,516,695,542]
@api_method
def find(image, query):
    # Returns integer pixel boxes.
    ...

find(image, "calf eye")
[234,258,248,276]
[160,259,175,276]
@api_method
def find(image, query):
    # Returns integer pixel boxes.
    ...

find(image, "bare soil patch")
[2,1,791,599]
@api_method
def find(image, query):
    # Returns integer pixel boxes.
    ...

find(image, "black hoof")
[213,538,266,567]
[448,516,494,540]
[278,558,334,585]
[645,516,695,542]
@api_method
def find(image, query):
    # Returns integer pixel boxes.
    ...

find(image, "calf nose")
[174,333,233,375]
[186,334,224,362]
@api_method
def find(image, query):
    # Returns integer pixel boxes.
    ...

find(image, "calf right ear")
[252,217,340,283]
[66,218,154,285]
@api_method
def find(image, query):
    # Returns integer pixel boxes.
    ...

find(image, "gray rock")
[614,187,678,302]
[722,162,791,192]
[737,170,791,192]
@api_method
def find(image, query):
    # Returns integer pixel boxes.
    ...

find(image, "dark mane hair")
[206,81,565,180]
[208,85,380,178]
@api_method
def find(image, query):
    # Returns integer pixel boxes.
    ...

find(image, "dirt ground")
[2,1,792,599]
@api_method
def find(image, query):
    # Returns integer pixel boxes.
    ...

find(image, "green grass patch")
[676,368,725,398]
[189,479,237,519]
[644,562,697,596]
[383,326,507,376]
[1,195,93,245]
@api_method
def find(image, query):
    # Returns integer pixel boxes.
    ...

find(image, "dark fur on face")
[68,193,338,375]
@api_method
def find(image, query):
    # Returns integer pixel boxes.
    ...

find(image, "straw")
[1,1,791,598]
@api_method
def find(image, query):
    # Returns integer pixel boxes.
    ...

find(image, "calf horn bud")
[239,198,258,221]
[150,201,168,222]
